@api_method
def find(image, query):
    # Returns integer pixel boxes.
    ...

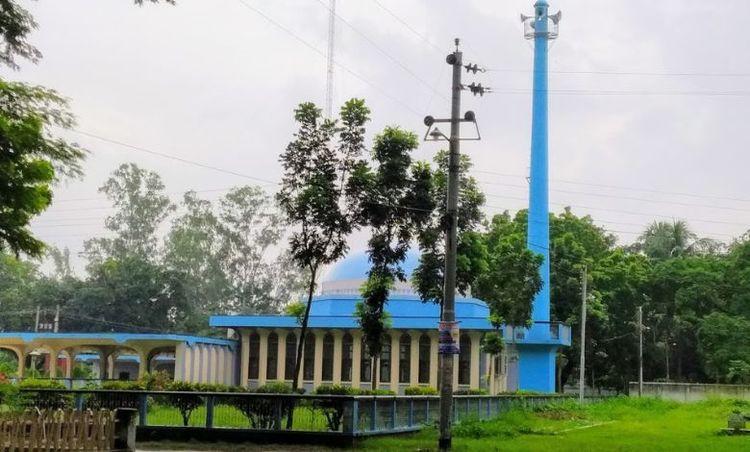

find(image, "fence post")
[205,395,215,429]
[426,398,430,424]
[273,397,283,431]
[371,398,377,432]
[390,398,396,430]
[74,393,84,411]
[343,398,358,434]
[138,393,148,426]
[408,399,414,427]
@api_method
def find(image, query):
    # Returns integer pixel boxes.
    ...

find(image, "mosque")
[0,252,570,394]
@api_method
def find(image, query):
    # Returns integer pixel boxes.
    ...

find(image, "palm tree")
[636,220,697,259]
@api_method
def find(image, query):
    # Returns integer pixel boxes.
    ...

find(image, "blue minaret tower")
[518,1,561,393]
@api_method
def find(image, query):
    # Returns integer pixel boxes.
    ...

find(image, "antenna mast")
[325,0,336,117]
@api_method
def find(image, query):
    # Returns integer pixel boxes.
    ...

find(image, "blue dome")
[323,250,421,282]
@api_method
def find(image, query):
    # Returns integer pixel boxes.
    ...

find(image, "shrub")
[142,371,172,391]
[100,380,145,391]
[404,386,438,396]
[454,388,488,395]
[312,385,357,431]
[17,379,70,410]
[353,388,396,396]
[229,382,297,430]
[164,381,204,426]
[0,382,19,409]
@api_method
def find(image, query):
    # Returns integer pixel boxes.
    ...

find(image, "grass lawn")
[359,397,750,451]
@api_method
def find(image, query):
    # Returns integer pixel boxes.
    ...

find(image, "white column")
[351,331,362,389]
[216,347,225,384]
[240,330,250,387]
[200,345,210,383]
[276,329,287,382]
[409,332,420,387]
[332,330,343,384]
[313,331,324,388]
[429,332,439,389]
[390,334,400,391]
[258,330,269,386]
[470,332,481,389]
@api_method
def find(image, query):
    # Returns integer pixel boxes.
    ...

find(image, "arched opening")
[379,334,391,383]
[341,333,353,382]
[266,332,278,380]
[303,332,315,381]
[360,336,371,383]
[0,347,20,377]
[458,334,471,385]
[399,334,411,383]
[248,332,261,380]
[322,333,334,381]
[418,334,431,384]
[285,333,297,380]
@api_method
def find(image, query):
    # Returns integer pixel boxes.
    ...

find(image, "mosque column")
[351,330,362,389]
[470,332,482,389]
[258,330,269,386]
[15,348,26,379]
[390,334,400,392]
[409,331,420,387]
[47,347,60,379]
[240,330,250,387]
[313,330,325,389]
[429,331,439,389]
[275,329,287,382]
[332,330,343,385]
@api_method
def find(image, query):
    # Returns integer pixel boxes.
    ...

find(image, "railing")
[17,389,604,437]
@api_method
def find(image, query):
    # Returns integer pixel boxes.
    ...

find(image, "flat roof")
[0,332,236,348]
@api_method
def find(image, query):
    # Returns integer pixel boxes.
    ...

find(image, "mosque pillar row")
[470,332,482,389]
[390,334,400,391]
[409,330,420,387]
[240,329,250,387]
[312,330,325,388]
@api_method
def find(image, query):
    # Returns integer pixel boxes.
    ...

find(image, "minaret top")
[522,2,561,40]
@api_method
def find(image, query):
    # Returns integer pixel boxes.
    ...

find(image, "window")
[458,334,471,385]
[303,332,315,381]
[341,333,353,382]
[399,334,411,383]
[248,332,260,380]
[379,335,391,383]
[285,333,297,380]
[322,333,334,381]
[266,332,278,380]
[418,334,431,384]
[360,336,371,383]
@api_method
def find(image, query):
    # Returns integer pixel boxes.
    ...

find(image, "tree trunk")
[286,266,317,429]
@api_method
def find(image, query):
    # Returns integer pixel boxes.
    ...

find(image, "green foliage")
[404,386,438,396]
[276,99,370,391]
[453,388,488,395]
[0,80,85,256]
[253,381,295,394]
[698,312,750,382]
[100,380,145,391]
[142,370,172,391]
[17,378,70,409]
[480,332,504,356]
[284,301,306,325]
[0,382,19,408]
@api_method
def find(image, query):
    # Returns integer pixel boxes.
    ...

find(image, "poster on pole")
[438,321,460,355]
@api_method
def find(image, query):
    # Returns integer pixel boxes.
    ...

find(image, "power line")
[473,170,750,204]
[487,68,750,78]
[313,0,447,102]
[232,0,423,118]
[490,88,750,98]
[369,0,444,55]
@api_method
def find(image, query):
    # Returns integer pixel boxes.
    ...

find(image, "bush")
[164,381,204,426]
[142,371,172,391]
[0,382,19,409]
[404,386,438,396]
[353,388,396,396]
[100,380,145,391]
[17,379,70,409]
[228,382,297,430]
[454,388,488,395]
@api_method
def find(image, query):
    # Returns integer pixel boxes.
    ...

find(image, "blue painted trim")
[0,332,236,349]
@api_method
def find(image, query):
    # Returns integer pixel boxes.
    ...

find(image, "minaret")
[518,1,561,393]
[522,1,560,323]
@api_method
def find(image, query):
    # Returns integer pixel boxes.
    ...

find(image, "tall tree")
[636,220,698,259]
[354,127,433,388]
[83,163,175,266]
[412,150,486,308]
[276,99,369,393]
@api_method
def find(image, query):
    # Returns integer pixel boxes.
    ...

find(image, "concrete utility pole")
[324,0,336,117]
[579,266,587,404]
[638,305,643,397]
[54,305,60,333]
[34,306,40,332]
[423,39,486,451]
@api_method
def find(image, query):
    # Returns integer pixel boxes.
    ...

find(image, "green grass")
[359,397,750,452]
[147,403,331,431]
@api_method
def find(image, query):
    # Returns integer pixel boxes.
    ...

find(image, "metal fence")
[17,389,603,437]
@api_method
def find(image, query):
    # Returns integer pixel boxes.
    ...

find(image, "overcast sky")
[6,0,750,272]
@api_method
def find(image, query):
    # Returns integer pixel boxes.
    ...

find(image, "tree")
[413,150,486,308]
[354,127,432,388]
[276,99,369,394]
[636,220,698,260]
[698,312,750,383]
[83,163,175,266]
[0,81,85,256]
[474,213,543,343]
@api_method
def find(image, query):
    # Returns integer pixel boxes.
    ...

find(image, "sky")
[5,0,750,273]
